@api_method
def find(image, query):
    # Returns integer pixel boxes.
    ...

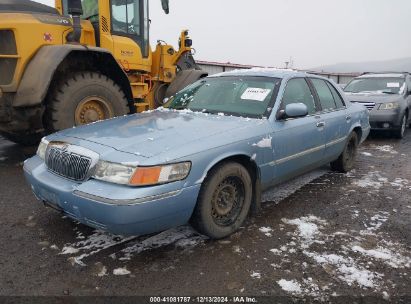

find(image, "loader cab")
[60,0,150,57]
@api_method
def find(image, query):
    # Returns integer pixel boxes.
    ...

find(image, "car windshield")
[344,77,405,94]
[165,76,282,118]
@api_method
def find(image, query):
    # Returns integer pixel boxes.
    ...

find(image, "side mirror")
[161,0,169,14]
[277,103,308,120]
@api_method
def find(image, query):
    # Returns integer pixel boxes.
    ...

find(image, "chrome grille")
[46,147,91,181]
[352,101,376,111]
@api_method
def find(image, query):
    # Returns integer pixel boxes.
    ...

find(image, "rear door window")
[326,81,346,108]
[310,78,337,111]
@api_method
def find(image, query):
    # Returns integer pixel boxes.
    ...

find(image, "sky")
[33,0,411,69]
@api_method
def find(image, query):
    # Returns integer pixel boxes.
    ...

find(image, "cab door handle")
[316,121,325,128]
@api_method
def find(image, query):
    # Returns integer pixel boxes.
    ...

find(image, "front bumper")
[23,156,200,235]
[369,109,403,130]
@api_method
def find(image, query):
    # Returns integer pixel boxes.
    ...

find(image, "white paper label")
[241,88,271,101]
[387,82,400,88]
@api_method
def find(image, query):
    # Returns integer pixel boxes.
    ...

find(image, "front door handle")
[316,121,325,128]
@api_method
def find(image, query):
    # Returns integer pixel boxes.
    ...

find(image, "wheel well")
[206,154,261,213]
[353,127,362,144]
[46,51,135,112]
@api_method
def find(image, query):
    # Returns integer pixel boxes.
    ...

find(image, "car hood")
[57,110,259,158]
[344,92,402,103]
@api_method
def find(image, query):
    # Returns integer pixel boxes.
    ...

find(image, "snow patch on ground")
[362,212,390,233]
[119,226,207,261]
[372,145,398,154]
[262,169,328,203]
[250,272,261,279]
[281,216,327,247]
[113,267,131,276]
[360,152,373,157]
[60,230,137,266]
[352,171,385,189]
[259,227,273,237]
[304,251,379,288]
[277,279,302,294]
[352,245,411,268]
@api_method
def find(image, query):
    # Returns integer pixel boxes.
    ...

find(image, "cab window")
[111,0,141,35]
[281,78,316,115]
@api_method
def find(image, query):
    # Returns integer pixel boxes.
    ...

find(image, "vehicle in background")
[23,69,370,239]
[0,0,206,146]
[344,73,411,138]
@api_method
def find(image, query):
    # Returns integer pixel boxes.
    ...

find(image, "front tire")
[190,162,253,239]
[45,72,130,132]
[393,114,407,139]
[330,132,358,173]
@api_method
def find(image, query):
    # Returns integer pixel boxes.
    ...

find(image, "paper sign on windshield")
[241,88,271,101]
[387,83,400,88]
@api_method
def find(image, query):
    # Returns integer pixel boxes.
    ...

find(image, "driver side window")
[281,78,316,115]
[111,0,141,35]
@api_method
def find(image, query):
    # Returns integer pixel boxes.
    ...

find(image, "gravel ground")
[0,132,410,301]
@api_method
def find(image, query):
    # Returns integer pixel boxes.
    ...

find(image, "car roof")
[357,73,408,79]
[210,68,324,80]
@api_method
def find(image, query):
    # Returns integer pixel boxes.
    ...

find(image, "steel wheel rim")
[74,97,114,125]
[211,176,245,227]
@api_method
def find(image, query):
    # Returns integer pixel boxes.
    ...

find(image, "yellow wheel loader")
[0,0,207,145]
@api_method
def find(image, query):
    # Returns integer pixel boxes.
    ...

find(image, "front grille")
[46,147,92,181]
[0,30,17,85]
[352,101,376,111]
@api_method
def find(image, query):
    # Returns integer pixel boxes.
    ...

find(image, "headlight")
[378,102,399,110]
[93,160,136,185]
[93,161,191,186]
[36,138,49,160]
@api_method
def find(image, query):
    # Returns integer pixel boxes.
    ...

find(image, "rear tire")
[330,132,358,173]
[190,162,252,239]
[393,114,407,139]
[45,72,130,132]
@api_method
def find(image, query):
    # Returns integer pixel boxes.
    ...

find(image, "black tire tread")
[330,132,358,173]
[45,71,129,132]
[190,161,252,239]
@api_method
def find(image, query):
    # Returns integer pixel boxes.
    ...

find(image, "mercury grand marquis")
[24,69,370,239]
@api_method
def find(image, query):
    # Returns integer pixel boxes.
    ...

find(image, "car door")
[309,78,350,161]
[271,77,325,183]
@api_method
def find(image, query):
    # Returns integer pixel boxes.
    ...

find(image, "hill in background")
[311,57,411,73]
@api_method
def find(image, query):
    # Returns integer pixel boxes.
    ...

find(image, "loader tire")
[45,72,130,132]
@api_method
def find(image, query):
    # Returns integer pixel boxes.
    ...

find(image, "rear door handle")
[316,121,325,128]
[346,115,352,121]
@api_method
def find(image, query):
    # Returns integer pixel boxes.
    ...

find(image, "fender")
[13,44,132,107]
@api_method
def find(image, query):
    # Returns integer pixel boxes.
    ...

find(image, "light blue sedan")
[23,69,370,239]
